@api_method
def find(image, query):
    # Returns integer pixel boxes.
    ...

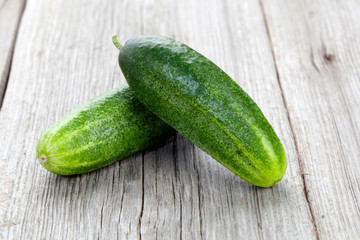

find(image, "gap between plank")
[172,135,183,240]
[192,144,203,240]
[258,1,320,239]
[0,0,27,110]
[254,189,264,240]
[137,153,145,240]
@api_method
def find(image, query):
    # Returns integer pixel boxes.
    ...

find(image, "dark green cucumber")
[36,86,174,175]
[115,35,287,187]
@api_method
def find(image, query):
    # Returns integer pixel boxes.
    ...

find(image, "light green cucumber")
[36,86,174,175]
[114,35,287,187]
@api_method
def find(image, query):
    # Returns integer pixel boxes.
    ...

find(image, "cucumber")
[115,35,287,187]
[36,86,174,175]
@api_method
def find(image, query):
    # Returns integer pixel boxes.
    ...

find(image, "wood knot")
[324,53,335,63]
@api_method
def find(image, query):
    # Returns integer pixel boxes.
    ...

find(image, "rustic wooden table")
[1,0,359,239]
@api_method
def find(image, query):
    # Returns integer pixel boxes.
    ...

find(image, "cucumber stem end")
[39,155,47,163]
[112,35,123,51]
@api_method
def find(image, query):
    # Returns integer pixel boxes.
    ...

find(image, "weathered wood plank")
[141,0,315,238]
[262,0,360,238]
[1,0,349,239]
[0,0,144,239]
[174,1,315,238]
[0,0,25,107]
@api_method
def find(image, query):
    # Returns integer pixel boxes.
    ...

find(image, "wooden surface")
[0,0,25,107]
[0,0,359,239]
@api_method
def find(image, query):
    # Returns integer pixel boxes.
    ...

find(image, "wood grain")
[0,0,25,107]
[0,0,359,239]
[262,0,360,238]
[169,0,315,239]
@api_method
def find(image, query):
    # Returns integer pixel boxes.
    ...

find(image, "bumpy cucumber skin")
[36,86,174,175]
[119,35,287,187]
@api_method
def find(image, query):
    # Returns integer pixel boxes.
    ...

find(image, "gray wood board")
[0,0,25,107]
[0,0,358,239]
[262,0,360,238]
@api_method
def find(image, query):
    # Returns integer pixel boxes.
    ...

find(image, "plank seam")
[99,205,104,239]
[192,144,203,240]
[259,0,320,239]
[254,189,264,240]
[172,136,183,240]
[0,0,27,110]
[119,169,125,222]
[137,153,145,240]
